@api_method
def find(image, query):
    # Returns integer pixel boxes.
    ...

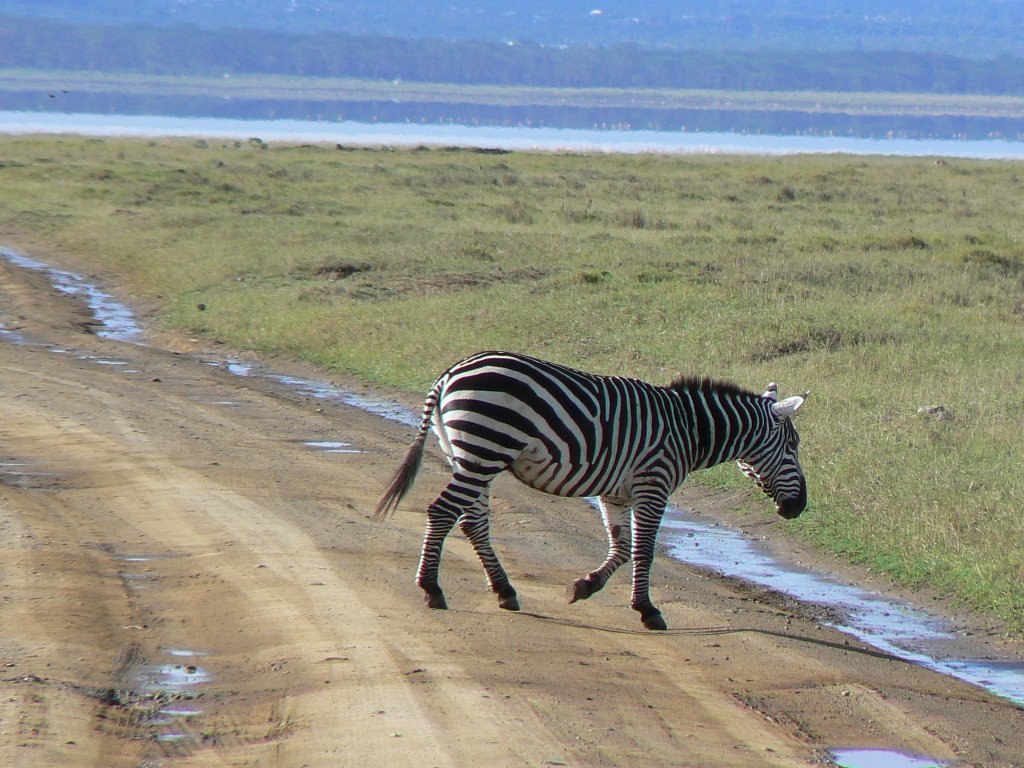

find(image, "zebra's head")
[737,383,809,519]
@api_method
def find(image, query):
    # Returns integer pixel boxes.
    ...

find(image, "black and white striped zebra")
[376,351,809,630]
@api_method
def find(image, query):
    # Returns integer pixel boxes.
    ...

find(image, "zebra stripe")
[376,351,808,630]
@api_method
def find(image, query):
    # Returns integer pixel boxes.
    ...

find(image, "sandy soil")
[1,245,1023,768]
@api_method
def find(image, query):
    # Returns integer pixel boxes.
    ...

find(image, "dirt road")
[1,245,1022,767]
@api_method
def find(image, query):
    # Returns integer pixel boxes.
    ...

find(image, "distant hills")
[1,2,1023,96]
[3,0,1024,57]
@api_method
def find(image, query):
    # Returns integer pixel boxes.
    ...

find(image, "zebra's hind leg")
[415,497,461,610]
[568,496,631,604]
[459,496,520,611]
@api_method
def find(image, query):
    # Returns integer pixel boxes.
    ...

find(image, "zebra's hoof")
[424,592,448,610]
[496,585,520,611]
[498,594,521,611]
[567,578,594,604]
[641,612,668,631]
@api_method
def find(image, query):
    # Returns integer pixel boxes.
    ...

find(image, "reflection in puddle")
[303,440,362,454]
[131,654,209,744]
[113,552,181,562]
[79,355,130,366]
[149,663,210,688]
[829,747,950,768]
[160,706,202,717]
[163,648,209,658]
[138,652,210,693]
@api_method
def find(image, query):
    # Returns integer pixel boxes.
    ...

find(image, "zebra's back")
[435,352,682,498]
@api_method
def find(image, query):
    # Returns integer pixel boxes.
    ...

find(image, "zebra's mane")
[667,375,756,400]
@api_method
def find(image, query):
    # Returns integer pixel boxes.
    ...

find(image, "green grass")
[1,136,1022,627]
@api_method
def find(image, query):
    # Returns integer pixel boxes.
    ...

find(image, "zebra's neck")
[669,381,766,471]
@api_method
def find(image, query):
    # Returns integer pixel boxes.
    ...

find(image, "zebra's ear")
[772,393,807,419]
[762,382,779,401]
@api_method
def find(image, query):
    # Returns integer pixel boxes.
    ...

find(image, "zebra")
[376,351,809,630]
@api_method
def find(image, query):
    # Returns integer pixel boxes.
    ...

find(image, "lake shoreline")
[3,109,1024,159]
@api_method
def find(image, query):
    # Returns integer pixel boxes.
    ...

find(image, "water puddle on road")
[208,359,420,428]
[5,243,1024,718]
[78,354,131,366]
[140,660,211,691]
[0,461,63,491]
[163,648,209,658]
[113,552,182,563]
[1,246,143,342]
[661,509,1024,706]
[302,440,363,454]
[0,325,28,345]
[828,747,950,768]
[136,649,210,745]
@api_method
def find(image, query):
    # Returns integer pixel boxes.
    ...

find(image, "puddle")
[303,440,363,454]
[78,354,131,366]
[133,649,210,694]
[155,732,195,743]
[162,648,209,658]
[0,466,62,490]
[828,747,950,768]
[113,553,181,562]
[147,662,210,689]
[1,245,143,342]
[159,706,202,718]
[6,243,1024,713]
[661,508,1024,706]
[0,326,28,345]
[206,359,419,428]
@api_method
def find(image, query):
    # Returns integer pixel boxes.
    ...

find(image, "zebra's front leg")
[629,498,669,630]
[568,497,631,604]
[459,502,520,611]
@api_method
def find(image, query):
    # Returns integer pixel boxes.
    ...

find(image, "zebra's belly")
[509,442,625,498]
[508,442,555,486]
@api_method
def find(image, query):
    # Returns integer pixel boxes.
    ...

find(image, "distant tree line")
[4,1,1024,58]
[2,14,1023,95]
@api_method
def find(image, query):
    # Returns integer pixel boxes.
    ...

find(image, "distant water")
[2,110,1024,159]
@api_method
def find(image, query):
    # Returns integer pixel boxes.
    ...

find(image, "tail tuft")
[374,432,428,519]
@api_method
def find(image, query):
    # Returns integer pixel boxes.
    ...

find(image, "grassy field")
[1,135,1022,627]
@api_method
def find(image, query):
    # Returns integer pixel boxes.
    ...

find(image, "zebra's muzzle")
[776,490,807,519]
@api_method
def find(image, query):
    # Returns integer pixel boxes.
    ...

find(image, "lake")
[2,108,1024,159]
[2,88,1024,160]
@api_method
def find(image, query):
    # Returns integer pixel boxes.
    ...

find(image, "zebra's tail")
[373,379,443,519]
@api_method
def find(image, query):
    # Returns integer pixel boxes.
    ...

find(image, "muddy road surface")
[1,246,1022,767]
